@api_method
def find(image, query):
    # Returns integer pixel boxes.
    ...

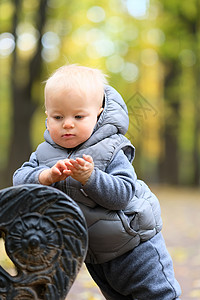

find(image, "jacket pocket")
[120,195,157,236]
[117,210,139,236]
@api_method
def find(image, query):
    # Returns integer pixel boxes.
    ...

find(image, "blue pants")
[86,233,181,300]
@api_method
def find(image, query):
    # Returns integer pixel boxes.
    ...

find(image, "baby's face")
[45,87,103,148]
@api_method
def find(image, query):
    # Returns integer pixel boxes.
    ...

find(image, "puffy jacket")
[35,85,162,263]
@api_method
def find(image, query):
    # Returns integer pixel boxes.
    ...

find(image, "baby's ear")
[98,107,104,116]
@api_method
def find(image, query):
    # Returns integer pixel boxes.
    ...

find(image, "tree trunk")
[193,8,200,186]
[159,62,180,184]
[2,0,48,187]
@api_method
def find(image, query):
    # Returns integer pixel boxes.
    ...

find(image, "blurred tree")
[2,0,48,186]
[157,0,200,185]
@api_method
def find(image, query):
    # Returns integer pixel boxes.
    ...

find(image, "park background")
[0,0,200,299]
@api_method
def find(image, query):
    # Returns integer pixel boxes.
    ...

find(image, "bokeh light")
[125,0,149,19]
[0,33,15,56]
[41,31,60,62]
[87,6,106,23]
[16,23,39,52]
[121,62,139,82]
[106,54,124,73]
[147,28,165,46]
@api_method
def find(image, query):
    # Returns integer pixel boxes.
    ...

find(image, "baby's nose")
[63,119,74,128]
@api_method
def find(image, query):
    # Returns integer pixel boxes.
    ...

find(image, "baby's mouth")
[62,134,75,137]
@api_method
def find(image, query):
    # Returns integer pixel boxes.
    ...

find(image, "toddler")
[13,64,181,300]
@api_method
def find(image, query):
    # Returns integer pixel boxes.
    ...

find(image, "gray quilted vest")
[36,85,162,263]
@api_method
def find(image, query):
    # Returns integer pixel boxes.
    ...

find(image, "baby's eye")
[54,116,62,120]
[75,115,83,119]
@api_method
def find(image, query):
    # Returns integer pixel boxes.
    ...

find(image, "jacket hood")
[94,85,129,135]
[44,85,129,147]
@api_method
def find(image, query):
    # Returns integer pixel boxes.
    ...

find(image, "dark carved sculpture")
[0,184,88,299]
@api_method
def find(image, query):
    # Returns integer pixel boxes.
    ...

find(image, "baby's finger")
[83,154,93,163]
[56,160,68,171]
[63,161,75,172]
[69,159,80,169]
[63,158,71,164]
[63,169,72,175]
[51,166,62,176]
[64,160,73,168]
[76,157,86,166]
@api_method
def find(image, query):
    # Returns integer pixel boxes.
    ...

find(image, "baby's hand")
[65,154,94,185]
[39,159,71,185]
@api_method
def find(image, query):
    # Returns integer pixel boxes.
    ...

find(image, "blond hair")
[44,64,108,107]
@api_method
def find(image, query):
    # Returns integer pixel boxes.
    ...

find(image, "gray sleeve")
[82,150,137,210]
[13,152,49,185]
